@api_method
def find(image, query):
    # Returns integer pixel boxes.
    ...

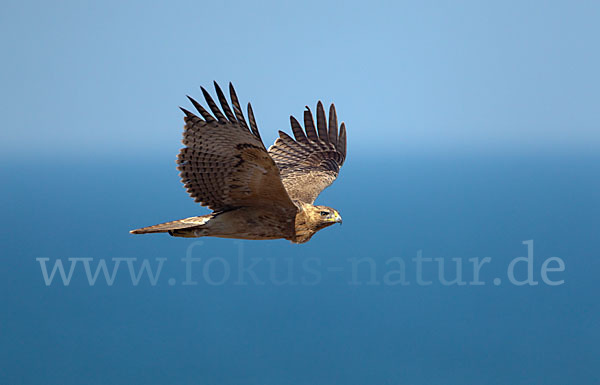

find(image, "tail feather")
[130,215,211,234]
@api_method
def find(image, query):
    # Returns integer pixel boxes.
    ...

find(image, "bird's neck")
[292,204,320,244]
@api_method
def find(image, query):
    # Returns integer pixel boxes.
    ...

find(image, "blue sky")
[1,0,599,158]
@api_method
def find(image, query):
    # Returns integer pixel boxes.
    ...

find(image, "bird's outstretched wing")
[177,82,296,213]
[268,102,347,204]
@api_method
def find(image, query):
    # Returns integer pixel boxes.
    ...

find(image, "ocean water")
[1,154,598,384]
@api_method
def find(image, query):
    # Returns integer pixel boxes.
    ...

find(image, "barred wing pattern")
[268,102,347,204]
[177,82,296,213]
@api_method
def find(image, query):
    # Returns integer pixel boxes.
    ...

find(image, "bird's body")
[130,83,347,244]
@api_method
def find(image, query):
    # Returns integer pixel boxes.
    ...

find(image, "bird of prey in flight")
[130,82,346,243]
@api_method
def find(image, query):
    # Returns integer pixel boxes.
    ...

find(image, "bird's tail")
[130,215,212,235]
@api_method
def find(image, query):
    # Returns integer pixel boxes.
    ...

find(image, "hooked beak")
[334,211,343,225]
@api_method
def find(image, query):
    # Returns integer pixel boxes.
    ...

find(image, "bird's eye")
[320,211,329,216]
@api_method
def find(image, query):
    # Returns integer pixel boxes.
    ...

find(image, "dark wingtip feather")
[200,86,226,121]
[316,101,329,143]
[303,107,319,142]
[228,82,249,130]
[290,115,308,143]
[186,95,214,122]
[228,83,238,102]
[179,107,194,118]
[328,104,338,145]
[200,86,211,100]
[278,130,295,142]
[247,102,261,140]
[213,81,236,122]
[338,122,347,160]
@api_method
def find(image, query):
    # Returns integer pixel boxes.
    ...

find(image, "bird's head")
[292,204,343,243]
[306,205,343,229]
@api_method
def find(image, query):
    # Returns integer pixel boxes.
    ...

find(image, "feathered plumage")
[130,82,346,243]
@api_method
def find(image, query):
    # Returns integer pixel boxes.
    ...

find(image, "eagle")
[130,82,347,244]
